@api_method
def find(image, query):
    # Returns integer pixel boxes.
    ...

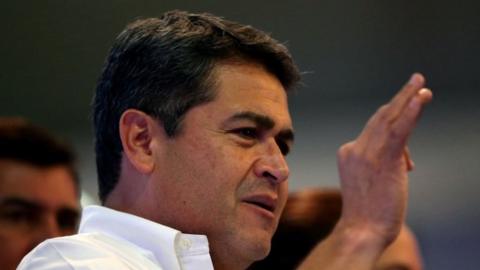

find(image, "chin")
[246,233,272,261]
[228,216,277,264]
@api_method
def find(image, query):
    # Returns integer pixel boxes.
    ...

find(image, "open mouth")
[242,196,276,213]
[246,201,274,212]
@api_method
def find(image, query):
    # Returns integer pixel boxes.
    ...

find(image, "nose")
[253,141,290,184]
[45,214,63,237]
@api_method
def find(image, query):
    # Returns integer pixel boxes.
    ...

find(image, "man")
[249,188,424,270]
[0,117,80,270]
[19,10,432,270]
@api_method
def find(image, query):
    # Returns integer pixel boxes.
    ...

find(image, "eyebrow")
[0,197,43,211]
[228,111,294,140]
[229,111,275,129]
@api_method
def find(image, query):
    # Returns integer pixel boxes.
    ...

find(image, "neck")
[212,258,248,270]
[103,167,150,215]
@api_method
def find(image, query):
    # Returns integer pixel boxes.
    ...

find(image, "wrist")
[296,221,391,270]
[330,220,390,261]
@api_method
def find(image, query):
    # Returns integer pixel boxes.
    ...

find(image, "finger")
[357,74,426,145]
[389,89,433,155]
[388,73,426,120]
[404,146,415,171]
[357,104,389,145]
[417,87,433,104]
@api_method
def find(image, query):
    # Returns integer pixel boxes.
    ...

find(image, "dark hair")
[0,117,79,191]
[93,10,301,202]
[248,189,342,270]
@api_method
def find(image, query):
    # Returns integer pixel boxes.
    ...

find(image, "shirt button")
[179,238,192,250]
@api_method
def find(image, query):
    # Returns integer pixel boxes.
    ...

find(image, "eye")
[3,211,31,222]
[232,127,259,140]
[276,139,290,156]
[0,209,38,228]
[57,208,80,232]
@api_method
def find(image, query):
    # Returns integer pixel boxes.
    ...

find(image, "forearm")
[297,222,388,270]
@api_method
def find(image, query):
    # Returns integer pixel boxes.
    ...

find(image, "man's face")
[0,160,80,270]
[149,62,293,268]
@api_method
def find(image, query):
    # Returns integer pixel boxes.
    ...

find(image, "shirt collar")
[79,205,210,269]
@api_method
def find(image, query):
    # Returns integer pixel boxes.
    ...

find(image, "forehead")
[207,61,292,127]
[0,160,78,206]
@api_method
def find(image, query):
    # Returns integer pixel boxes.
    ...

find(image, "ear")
[119,109,163,175]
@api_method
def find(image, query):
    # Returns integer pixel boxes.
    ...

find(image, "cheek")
[183,135,250,183]
[0,229,31,267]
[199,144,253,212]
[278,181,289,205]
[169,133,256,209]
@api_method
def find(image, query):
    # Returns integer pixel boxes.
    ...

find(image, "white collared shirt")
[18,206,214,270]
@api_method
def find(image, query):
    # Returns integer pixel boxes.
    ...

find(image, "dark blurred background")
[1,1,479,269]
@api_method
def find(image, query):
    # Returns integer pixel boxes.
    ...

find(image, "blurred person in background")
[0,117,80,270]
[249,188,423,270]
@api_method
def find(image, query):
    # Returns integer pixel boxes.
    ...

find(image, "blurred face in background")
[0,160,80,270]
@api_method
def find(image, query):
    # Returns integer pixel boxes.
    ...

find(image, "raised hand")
[336,73,432,244]
[298,74,432,270]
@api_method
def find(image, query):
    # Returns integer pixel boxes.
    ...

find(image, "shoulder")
[18,233,162,270]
